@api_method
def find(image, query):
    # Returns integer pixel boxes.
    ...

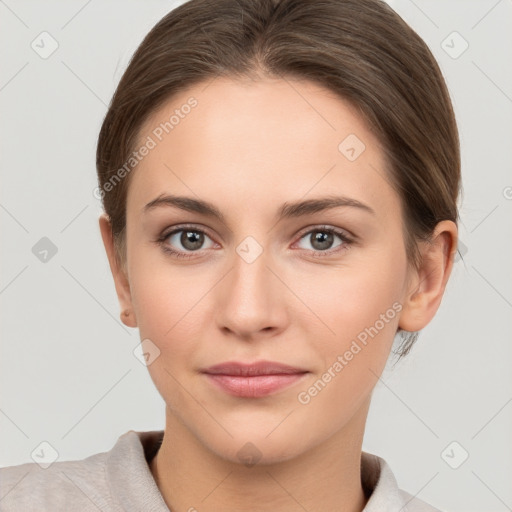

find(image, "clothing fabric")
[0,430,441,511]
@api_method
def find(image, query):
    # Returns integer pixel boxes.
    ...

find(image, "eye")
[158,225,216,259]
[294,226,352,257]
[156,224,353,260]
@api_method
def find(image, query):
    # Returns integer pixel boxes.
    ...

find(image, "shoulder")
[0,430,166,512]
[0,443,112,511]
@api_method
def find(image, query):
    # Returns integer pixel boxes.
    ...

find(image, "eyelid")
[291,225,354,257]
[158,223,353,242]
[158,223,217,241]
[294,224,354,241]
[156,223,355,258]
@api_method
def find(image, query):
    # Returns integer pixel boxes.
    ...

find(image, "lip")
[201,360,309,398]
[203,360,308,376]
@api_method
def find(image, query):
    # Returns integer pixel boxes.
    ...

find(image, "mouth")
[201,360,310,398]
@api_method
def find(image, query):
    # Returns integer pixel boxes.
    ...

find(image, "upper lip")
[202,360,308,376]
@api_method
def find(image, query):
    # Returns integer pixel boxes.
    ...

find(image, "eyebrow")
[143,193,375,222]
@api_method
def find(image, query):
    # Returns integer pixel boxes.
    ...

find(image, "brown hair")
[96,0,461,357]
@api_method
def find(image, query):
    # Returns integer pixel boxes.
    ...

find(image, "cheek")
[127,260,212,412]
[294,272,403,428]
[302,249,407,387]
[303,252,406,339]
[130,265,209,347]
[126,228,210,337]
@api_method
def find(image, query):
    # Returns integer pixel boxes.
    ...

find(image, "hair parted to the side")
[96,0,461,358]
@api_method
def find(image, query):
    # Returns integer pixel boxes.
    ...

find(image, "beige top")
[0,430,442,511]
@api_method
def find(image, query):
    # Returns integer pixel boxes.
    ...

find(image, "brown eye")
[160,226,216,257]
[308,231,336,251]
[295,226,353,257]
[175,230,204,251]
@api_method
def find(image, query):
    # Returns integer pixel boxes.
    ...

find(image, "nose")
[215,239,288,340]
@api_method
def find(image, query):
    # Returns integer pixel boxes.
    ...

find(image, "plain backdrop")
[0,1,511,511]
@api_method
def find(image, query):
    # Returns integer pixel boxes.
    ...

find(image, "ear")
[99,213,137,328]
[399,220,458,332]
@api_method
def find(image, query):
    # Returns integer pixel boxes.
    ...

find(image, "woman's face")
[120,76,414,463]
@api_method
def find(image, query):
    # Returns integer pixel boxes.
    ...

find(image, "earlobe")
[398,220,458,333]
[98,214,138,328]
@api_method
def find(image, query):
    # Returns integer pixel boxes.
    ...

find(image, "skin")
[99,76,457,512]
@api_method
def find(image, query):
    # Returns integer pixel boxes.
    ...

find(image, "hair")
[96,0,461,358]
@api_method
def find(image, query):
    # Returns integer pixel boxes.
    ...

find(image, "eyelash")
[155,224,354,260]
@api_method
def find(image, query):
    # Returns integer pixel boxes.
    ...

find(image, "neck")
[150,400,371,512]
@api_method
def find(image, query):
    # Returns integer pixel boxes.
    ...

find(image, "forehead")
[128,76,395,217]
[138,75,379,157]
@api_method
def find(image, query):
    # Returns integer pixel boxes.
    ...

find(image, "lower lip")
[204,373,308,398]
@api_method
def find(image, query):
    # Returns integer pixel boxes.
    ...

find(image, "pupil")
[313,231,332,250]
[182,231,203,250]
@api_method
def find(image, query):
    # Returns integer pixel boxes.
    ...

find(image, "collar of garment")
[106,430,411,512]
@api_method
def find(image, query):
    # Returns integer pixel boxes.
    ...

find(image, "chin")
[209,435,309,468]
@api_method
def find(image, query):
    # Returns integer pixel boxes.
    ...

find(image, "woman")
[0,0,460,510]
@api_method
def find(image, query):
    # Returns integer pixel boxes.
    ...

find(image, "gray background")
[0,1,511,511]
